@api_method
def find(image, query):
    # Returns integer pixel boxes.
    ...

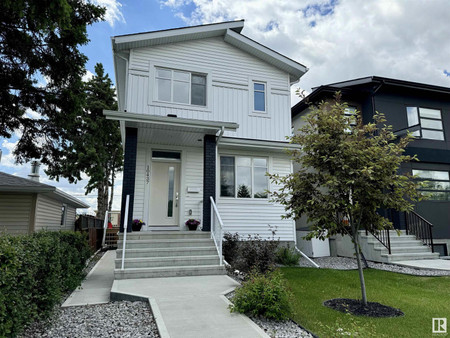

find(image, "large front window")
[413,169,450,200]
[156,68,206,106]
[220,156,268,198]
[407,107,444,140]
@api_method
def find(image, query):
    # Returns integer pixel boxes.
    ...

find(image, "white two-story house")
[105,20,307,244]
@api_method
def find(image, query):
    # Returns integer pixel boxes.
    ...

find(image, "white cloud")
[162,0,450,103]
[82,70,95,82]
[93,0,125,27]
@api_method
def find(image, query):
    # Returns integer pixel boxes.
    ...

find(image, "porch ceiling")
[136,123,207,146]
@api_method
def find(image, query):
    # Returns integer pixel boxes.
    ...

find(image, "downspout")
[216,126,225,144]
[370,80,384,117]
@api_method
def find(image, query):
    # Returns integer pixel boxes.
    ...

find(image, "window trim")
[406,106,445,141]
[249,78,271,117]
[219,155,270,199]
[149,62,212,112]
[412,169,450,201]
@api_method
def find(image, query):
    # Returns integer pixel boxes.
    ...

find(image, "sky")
[2,0,450,214]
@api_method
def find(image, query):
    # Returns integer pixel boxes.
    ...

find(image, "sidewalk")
[62,250,115,307]
[393,259,450,271]
[112,275,268,338]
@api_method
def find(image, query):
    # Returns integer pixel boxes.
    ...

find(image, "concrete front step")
[374,245,431,253]
[118,231,210,240]
[366,239,424,247]
[381,252,440,262]
[363,235,418,243]
[117,238,214,249]
[115,255,220,269]
[114,265,226,279]
[116,246,218,258]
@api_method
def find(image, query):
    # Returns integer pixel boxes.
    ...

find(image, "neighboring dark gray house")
[292,76,450,258]
[0,171,89,235]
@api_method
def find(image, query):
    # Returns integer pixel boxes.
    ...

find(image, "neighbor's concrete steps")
[115,231,226,279]
[360,230,439,263]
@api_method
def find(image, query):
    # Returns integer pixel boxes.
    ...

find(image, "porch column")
[202,134,216,232]
[120,127,138,233]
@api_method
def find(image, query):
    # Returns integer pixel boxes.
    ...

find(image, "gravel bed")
[20,301,159,338]
[225,291,313,338]
[299,256,450,276]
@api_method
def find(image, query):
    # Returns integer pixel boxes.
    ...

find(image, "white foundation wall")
[217,150,296,242]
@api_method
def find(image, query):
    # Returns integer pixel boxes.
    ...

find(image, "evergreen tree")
[46,63,123,218]
[0,0,105,165]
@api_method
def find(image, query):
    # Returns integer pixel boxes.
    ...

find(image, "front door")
[149,161,181,226]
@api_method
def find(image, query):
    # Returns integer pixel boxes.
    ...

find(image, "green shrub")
[230,269,293,320]
[0,231,91,336]
[276,245,301,266]
[232,233,279,274]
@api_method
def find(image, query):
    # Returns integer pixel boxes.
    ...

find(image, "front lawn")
[281,267,450,337]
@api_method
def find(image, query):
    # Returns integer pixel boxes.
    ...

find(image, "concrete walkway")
[393,259,450,271]
[62,250,115,307]
[112,276,268,338]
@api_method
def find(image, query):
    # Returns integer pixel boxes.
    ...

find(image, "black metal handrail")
[405,211,434,252]
[365,228,391,254]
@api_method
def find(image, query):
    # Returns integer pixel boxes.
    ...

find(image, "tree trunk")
[108,170,115,211]
[96,179,109,219]
[353,229,368,305]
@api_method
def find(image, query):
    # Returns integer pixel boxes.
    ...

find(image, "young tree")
[0,0,104,164]
[269,94,422,305]
[46,63,123,218]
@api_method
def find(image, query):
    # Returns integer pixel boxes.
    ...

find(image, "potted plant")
[185,219,200,231]
[132,219,145,231]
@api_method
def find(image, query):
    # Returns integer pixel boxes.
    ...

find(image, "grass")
[281,267,450,337]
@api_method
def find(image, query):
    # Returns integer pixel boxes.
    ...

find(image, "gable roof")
[0,172,89,208]
[292,76,450,118]
[111,20,307,83]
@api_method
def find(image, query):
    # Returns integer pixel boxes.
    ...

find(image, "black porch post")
[120,127,138,233]
[202,134,216,232]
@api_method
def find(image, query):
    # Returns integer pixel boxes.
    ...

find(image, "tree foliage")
[46,63,123,217]
[0,0,104,164]
[269,94,423,304]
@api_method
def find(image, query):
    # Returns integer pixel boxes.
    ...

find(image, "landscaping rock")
[19,301,159,338]
[324,298,404,318]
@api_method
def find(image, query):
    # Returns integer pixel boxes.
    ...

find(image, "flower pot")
[132,223,142,232]
[187,224,198,231]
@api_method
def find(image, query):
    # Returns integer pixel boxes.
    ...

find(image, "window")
[412,169,450,200]
[220,156,268,198]
[60,205,66,226]
[344,106,357,132]
[407,107,444,140]
[253,82,266,112]
[155,68,206,106]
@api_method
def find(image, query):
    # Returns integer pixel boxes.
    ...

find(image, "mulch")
[323,298,404,318]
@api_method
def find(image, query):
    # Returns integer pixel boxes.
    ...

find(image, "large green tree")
[46,63,123,218]
[0,0,104,164]
[269,95,423,305]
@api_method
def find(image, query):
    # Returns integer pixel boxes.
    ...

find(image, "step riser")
[116,248,218,258]
[117,241,214,249]
[119,233,211,240]
[115,257,220,269]
[374,246,431,253]
[114,267,226,279]
[368,240,423,247]
[381,253,440,262]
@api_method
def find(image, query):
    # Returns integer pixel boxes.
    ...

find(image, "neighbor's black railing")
[366,228,391,254]
[405,211,434,252]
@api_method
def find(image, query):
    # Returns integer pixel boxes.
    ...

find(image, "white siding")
[0,193,33,235]
[125,37,291,142]
[183,148,203,224]
[132,143,147,220]
[64,206,76,230]
[217,151,295,242]
[35,194,63,231]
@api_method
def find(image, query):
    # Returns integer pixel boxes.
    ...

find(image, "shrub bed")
[0,231,92,337]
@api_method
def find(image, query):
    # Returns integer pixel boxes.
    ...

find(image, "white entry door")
[149,161,181,226]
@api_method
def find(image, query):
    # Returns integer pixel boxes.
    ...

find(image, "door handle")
[175,192,179,207]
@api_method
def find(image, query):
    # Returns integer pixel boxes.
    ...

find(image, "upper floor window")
[155,68,206,106]
[412,169,450,201]
[253,82,266,112]
[406,107,444,140]
[220,156,268,199]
